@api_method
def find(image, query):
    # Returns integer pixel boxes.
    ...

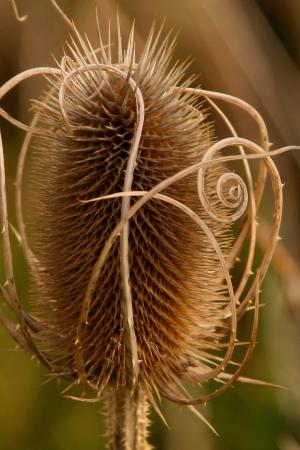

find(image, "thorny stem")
[105,388,151,450]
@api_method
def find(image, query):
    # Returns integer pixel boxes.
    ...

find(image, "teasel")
[0,1,298,449]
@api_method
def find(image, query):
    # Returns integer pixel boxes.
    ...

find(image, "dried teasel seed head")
[27,22,234,401]
[2,3,298,448]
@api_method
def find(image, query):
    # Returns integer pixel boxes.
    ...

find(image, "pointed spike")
[148,390,169,428]
[107,19,112,64]
[125,19,135,65]
[84,32,99,64]
[49,0,74,31]
[64,395,100,403]
[187,405,219,436]
[134,21,156,84]
[219,373,287,390]
[96,4,109,64]
[116,10,123,64]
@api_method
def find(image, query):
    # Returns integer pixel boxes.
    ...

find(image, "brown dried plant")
[0,1,299,449]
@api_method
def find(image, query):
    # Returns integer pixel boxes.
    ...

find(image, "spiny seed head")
[27,22,233,398]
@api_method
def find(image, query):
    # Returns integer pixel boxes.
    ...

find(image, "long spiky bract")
[0,2,299,449]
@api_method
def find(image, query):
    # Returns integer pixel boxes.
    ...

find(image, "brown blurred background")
[1,1,300,449]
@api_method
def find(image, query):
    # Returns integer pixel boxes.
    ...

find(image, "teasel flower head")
[0,1,297,448]
[29,23,233,393]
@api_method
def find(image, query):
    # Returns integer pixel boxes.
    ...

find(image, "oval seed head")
[28,23,233,399]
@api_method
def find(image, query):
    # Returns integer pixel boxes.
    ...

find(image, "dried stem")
[105,388,152,450]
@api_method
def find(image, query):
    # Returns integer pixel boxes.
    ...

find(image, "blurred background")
[1,0,300,449]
